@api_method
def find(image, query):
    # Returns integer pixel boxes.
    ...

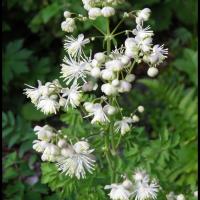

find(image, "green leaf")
[3,152,17,168]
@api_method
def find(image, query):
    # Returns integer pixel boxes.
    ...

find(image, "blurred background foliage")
[2,0,198,199]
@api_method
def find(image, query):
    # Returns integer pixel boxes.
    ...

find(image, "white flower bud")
[59,97,67,107]
[105,59,123,72]
[125,74,135,82]
[121,55,131,65]
[122,179,133,190]
[176,194,185,200]
[91,67,101,78]
[101,69,115,80]
[101,7,115,17]
[118,80,132,93]
[88,8,102,20]
[84,102,94,112]
[112,79,120,86]
[33,140,49,153]
[132,115,139,123]
[94,52,106,63]
[147,67,159,77]
[61,18,76,32]
[137,105,144,113]
[103,105,116,115]
[101,83,117,96]
[61,147,74,157]
[57,139,67,148]
[64,11,71,18]
[91,59,101,68]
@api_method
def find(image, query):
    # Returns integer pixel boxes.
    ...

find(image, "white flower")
[91,67,101,78]
[133,169,149,182]
[64,34,90,57]
[134,180,159,200]
[118,80,132,93]
[64,11,71,18]
[61,18,76,32]
[105,59,124,72]
[91,59,101,68]
[176,194,185,200]
[147,67,159,77]
[133,25,154,41]
[85,103,110,124]
[136,8,151,24]
[94,52,106,63]
[32,140,49,152]
[41,143,60,162]
[125,74,135,82]
[101,83,117,96]
[56,141,96,179]
[101,69,116,80]
[84,102,94,112]
[137,105,144,113]
[105,183,131,200]
[125,38,139,58]
[37,96,60,115]
[61,84,82,108]
[60,54,91,85]
[33,125,55,142]
[101,7,115,17]
[88,7,102,19]
[148,44,168,65]
[122,179,133,190]
[114,117,133,135]
[57,139,67,148]
[166,192,176,200]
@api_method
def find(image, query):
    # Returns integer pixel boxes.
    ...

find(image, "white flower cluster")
[82,0,124,19]
[124,8,168,77]
[33,125,96,179]
[61,11,76,33]
[105,169,159,200]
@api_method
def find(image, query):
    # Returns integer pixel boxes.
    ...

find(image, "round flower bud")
[121,55,131,65]
[94,52,106,63]
[57,139,67,148]
[59,97,67,107]
[61,18,76,32]
[105,59,123,72]
[64,11,71,18]
[84,102,94,113]
[125,74,135,82]
[101,7,115,17]
[118,80,132,93]
[91,67,101,78]
[122,179,133,190]
[101,83,117,96]
[176,194,185,200]
[137,105,144,113]
[147,67,159,77]
[49,94,58,100]
[101,69,115,80]
[91,59,101,68]
[132,115,139,123]
[61,147,74,157]
[88,7,102,20]
[112,79,120,86]
[103,105,116,115]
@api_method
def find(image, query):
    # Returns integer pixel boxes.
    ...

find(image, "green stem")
[129,60,136,74]
[111,18,125,35]
[106,18,111,55]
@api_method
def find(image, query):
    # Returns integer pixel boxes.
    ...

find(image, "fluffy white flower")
[41,143,60,162]
[61,84,82,108]
[118,80,132,93]
[136,8,151,24]
[60,55,91,85]
[176,194,185,200]
[101,83,117,96]
[105,183,131,200]
[85,103,110,124]
[133,169,149,182]
[101,69,116,80]
[34,125,55,142]
[133,25,154,41]
[64,34,90,57]
[105,59,123,72]
[88,7,102,19]
[114,117,133,135]
[147,67,159,77]
[56,141,96,179]
[61,18,76,32]
[37,96,60,115]
[32,140,49,152]
[101,7,115,17]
